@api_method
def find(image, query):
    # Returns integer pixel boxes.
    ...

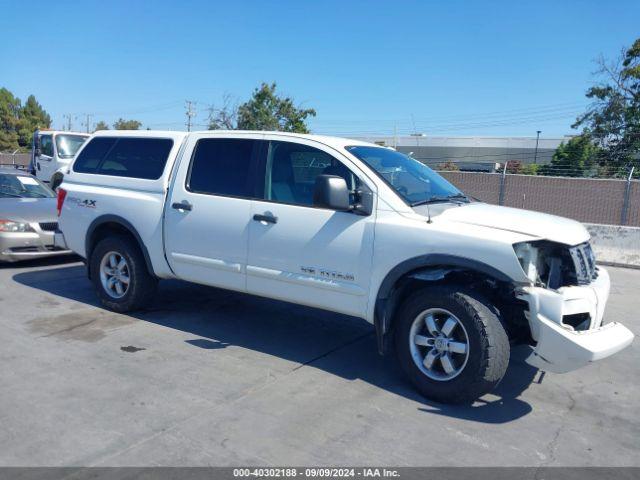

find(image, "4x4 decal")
[68,197,97,208]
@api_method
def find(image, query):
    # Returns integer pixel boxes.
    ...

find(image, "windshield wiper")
[446,193,469,203]
[411,196,452,206]
[411,193,469,207]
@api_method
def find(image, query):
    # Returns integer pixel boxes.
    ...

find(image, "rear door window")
[73,137,173,180]
[187,138,263,198]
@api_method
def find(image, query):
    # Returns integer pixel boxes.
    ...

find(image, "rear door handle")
[253,213,278,224]
[172,201,192,211]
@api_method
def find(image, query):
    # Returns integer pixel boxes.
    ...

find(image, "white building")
[352,135,574,172]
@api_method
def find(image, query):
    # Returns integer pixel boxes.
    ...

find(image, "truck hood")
[435,203,590,246]
[0,197,58,224]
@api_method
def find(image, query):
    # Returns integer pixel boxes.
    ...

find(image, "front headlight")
[0,219,35,233]
[513,241,540,283]
[514,240,573,289]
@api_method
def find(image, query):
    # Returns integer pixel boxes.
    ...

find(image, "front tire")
[90,235,157,312]
[394,285,510,404]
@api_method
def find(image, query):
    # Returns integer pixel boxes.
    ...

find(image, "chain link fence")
[438,170,639,226]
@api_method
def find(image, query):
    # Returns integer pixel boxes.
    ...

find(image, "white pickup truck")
[55,130,634,403]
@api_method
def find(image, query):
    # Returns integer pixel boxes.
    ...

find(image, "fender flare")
[374,254,523,354]
[85,214,156,277]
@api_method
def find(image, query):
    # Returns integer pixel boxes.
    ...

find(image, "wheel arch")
[374,254,523,355]
[85,215,156,278]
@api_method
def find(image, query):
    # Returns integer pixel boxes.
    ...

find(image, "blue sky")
[1,0,638,137]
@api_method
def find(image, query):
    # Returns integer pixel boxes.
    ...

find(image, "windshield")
[55,134,88,158]
[346,146,467,206]
[0,173,55,198]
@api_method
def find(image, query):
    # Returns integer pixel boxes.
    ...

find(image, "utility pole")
[185,101,196,132]
[82,113,93,133]
[63,114,73,131]
[533,130,541,164]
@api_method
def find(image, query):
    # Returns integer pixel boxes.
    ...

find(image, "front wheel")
[394,285,510,404]
[90,235,157,312]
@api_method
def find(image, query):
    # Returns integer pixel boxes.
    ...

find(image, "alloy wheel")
[409,308,470,381]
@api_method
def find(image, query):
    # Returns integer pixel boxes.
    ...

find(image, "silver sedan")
[0,168,72,262]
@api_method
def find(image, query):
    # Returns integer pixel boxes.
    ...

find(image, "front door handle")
[172,201,192,211]
[253,213,278,224]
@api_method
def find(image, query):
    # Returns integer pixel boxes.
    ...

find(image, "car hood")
[0,197,58,223]
[435,203,590,246]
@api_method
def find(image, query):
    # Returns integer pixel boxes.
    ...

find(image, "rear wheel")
[90,235,157,312]
[394,285,510,404]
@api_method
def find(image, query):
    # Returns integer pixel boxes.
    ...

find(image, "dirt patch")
[27,309,136,342]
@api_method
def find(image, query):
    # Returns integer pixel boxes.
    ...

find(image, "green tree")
[539,135,602,177]
[573,37,640,177]
[0,88,21,151]
[1,89,51,151]
[236,82,316,133]
[113,118,142,130]
[18,95,51,146]
[521,164,540,175]
[94,121,110,131]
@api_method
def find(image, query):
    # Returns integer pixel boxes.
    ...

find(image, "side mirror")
[313,175,351,211]
[50,172,64,191]
[34,148,41,157]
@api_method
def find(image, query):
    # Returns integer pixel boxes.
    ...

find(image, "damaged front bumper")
[518,267,634,373]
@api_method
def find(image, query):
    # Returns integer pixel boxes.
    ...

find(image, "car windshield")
[55,134,88,158]
[346,146,467,206]
[0,173,55,198]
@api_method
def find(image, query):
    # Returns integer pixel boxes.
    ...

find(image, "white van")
[31,130,90,185]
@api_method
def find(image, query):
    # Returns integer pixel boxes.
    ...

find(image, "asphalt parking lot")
[0,257,638,467]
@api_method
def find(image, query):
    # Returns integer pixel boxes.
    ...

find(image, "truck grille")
[39,222,59,232]
[569,242,598,285]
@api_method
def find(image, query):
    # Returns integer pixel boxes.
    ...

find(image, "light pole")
[533,130,541,164]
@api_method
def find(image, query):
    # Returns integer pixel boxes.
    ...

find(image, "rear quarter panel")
[58,131,187,278]
[58,181,174,278]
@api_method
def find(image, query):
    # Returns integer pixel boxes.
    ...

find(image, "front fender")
[374,254,526,355]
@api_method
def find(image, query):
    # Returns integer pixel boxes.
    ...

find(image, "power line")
[314,111,582,136]
[88,101,184,117]
[311,102,588,127]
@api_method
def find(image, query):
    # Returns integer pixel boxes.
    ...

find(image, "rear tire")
[90,235,157,312]
[394,285,509,404]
